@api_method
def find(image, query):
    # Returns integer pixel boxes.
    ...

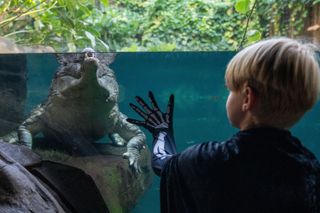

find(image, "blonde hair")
[225,37,320,128]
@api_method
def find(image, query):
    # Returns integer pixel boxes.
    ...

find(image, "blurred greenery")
[0,0,318,52]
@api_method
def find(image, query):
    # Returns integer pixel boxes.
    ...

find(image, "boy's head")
[225,37,320,128]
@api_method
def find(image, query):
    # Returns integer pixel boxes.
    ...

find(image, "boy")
[127,38,320,213]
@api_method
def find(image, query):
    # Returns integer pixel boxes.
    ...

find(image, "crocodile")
[3,48,146,171]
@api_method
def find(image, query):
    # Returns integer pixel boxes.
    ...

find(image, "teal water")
[5,52,320,212]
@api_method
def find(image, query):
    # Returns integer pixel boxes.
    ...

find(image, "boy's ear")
[242,86,256,112]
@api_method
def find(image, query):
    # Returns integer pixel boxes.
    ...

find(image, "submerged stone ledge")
[36,144,153,213]
[0,140,152,213]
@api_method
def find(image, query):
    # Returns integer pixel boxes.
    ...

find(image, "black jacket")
[160,127,320,213]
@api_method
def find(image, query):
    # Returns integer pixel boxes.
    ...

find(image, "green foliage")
[0,0,248,51]
[255,0,314,38]
[0,0,108,51]
[234,0,262,46]
[247,29,261,43]
[235,0,250,13]
[0,0,316,52]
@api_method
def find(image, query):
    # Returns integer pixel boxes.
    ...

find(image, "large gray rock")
[0,140,65,213]
[0,37,54,53]
[0,140,152,213]
[0,141,41,166]
[37,144,152,213]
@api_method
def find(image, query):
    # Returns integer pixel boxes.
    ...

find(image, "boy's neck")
[238,113,285,131]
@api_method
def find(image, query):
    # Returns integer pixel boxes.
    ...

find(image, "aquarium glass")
[1,52,320,213]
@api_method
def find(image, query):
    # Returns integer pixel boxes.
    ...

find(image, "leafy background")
[1,0,319,52]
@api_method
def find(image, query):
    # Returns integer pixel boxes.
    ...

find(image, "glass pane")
[0,52,319,212]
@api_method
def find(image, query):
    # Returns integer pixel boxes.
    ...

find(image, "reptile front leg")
[1,104,44,147]
[109,133,126,146]
[18,125,32,148]
[114,112,146,173]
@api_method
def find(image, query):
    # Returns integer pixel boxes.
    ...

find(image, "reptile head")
[56,48,116,76]
[80,48,99,77]
[53,49,117,100]
[55,48,100,80]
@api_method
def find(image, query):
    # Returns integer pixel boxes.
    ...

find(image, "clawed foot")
[1,131,19,144]
[123,147,142,173]
[1,127,32,149]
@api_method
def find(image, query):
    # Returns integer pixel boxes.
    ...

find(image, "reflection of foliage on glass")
[0,0,318,52]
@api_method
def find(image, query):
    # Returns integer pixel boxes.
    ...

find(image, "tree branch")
[238,0,258,51]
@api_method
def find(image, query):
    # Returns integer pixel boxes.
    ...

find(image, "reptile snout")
[85,51,95,58]
[82,47,98,67]
[82,47,96,59]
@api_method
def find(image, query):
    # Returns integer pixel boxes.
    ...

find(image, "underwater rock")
[0,139,152,213]
[0,140,41,166]
[0,140,65,213]
[0,54,27,135]
[36,143,152,213]
[31,160,109,212]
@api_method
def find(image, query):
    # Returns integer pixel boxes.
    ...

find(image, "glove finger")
[126,118,145,126]
[148,91,161,111]
[156,110,165,123]
[135,96,153,114]
[166,94,174,123]
[126,118,156,132]
[148,92,165,123]
[148,111,163,124]
[129,103,158,125]
[129,103,148,119]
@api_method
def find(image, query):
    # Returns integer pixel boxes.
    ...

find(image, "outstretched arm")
[127,91,177,176]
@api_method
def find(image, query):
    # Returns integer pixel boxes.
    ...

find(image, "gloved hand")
[127,91,174,138]
[128,91,176,176]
